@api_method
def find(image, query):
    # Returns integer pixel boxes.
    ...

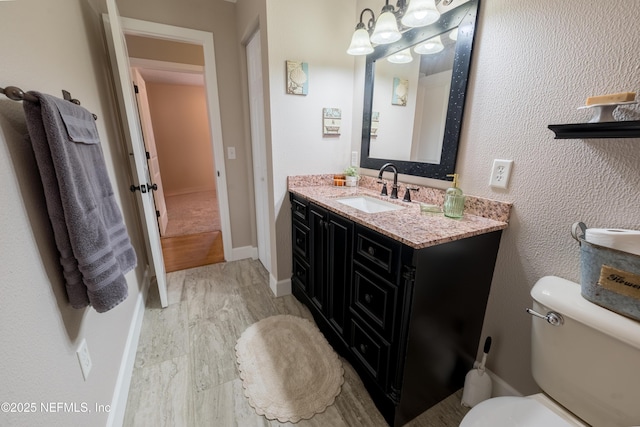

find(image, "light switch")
[227,147,236,160]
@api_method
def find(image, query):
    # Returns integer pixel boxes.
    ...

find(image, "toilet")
[460,276,640,427]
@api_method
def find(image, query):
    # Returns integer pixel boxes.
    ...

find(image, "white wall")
[0,0,147,425]
[354,0,640,394]
[265,0,357,281]
[369,56,420,160]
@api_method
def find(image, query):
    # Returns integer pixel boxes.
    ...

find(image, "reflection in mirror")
[360,0,479,180]
[369,27,457,165]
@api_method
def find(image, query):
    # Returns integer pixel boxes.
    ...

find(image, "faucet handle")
[403,186,419,202]
[377,180,388,196]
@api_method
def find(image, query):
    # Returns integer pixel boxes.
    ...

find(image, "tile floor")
[123,259,469,426]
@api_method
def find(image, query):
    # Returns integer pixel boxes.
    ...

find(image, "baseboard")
[269,275,291,297]
[106,267,151,427]
[231,245,258,261]
[471,363,522,397]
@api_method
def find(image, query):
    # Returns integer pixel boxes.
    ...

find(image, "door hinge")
[133,84,139,94]
[146,151,150,159]
[217,171,220,177]
[156,210,160,218]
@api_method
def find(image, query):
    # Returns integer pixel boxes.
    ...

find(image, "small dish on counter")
[419,202,442,215]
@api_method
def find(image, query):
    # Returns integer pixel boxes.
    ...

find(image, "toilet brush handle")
[483,336,492,354]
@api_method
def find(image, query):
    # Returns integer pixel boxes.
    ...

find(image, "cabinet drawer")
[350,316,390,388]
[354,225,402,282]
[352,267,397,340]
[292,221,310,259]
[292,255,309,292]
[291,194,309,224]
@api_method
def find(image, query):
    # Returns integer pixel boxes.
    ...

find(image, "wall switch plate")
[489,159,513,189]
[77,339,92,381]
[351,151,358,166]
[227,147,236,160]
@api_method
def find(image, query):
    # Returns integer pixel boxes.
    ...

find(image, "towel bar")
[1,85,97,120]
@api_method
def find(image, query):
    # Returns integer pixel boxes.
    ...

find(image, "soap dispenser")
[443,173,465,219]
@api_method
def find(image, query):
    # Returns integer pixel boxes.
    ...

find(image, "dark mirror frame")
[360,0,480,180]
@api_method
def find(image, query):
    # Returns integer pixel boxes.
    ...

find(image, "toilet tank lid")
[531,276,640,350]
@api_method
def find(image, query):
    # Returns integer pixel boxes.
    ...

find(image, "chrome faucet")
[377,162,399,199]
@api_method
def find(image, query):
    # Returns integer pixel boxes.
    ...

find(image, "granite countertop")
[288,175,512,250]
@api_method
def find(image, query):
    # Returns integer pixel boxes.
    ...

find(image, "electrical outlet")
[227,147,236,160]
[77,339,92,381]
[489,159,513,189]
[351,151,358,166]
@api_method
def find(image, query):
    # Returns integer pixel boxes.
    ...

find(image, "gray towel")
[23,92,137,313]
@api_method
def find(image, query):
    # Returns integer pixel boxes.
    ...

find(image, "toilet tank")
[530,276,640,427]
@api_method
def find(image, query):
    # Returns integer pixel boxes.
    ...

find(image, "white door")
[246,31,271,272]
[131,67,169,236]
[103,0,168,307]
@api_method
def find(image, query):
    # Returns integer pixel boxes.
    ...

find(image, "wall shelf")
[548,120,640,139]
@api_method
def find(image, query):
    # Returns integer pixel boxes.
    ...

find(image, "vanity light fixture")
[414,35,444,54]
[347,0,442,55]
[387,48,413,64]
[370,2,402,44]
[347,8,375,55]
[401,0,440,28]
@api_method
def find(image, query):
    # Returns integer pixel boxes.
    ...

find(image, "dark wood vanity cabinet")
[291,195,353,346]
[290,192,503,426]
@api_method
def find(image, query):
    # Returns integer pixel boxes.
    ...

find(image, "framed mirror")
[360,0,479,180]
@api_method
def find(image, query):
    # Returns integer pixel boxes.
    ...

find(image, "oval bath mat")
[235,314,344,423]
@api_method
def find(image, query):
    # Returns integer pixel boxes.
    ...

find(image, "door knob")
[147,183,158,191]
[129,184,147,193]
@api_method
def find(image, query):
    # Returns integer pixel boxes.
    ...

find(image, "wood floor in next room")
[123,259,469,426]
[160,190,224,272]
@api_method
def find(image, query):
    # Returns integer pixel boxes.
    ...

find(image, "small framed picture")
[286,60,309,95]
[323,108,341,136]
[392,77,408,106]
[371,111,380,137]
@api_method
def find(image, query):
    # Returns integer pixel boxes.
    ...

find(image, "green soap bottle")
[443,173,465,219]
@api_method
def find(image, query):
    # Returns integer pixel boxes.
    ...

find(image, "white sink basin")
[335,195,404,214]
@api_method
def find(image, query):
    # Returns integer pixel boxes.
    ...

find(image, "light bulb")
[370,10,401,45]
[387,48,413,64]
[401,0,440,28]
[347,27,374,55]
[414,35,444,54]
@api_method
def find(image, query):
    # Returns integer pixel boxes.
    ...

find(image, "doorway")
[117,16,233,274]
[129,54,224,272]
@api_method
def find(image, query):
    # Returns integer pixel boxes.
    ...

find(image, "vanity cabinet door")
[326,213,353,338]
[308,203,354,342]
[308,205,328,313]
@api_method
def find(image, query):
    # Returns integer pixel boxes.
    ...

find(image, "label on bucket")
[598,265,640,300]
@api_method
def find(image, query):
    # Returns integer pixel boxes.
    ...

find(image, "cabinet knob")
[359,344,368,354]
[296,238,302,245]
[367,246,375,256]
[364,293,373,304]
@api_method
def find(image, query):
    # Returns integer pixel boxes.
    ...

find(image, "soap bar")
[585,92,636,106]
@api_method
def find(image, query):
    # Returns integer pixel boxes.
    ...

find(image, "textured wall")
[458,0,640,393]
[353,0,640,394]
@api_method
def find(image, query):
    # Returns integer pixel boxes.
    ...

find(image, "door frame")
[120,17,233,262]
[245,30,271,274]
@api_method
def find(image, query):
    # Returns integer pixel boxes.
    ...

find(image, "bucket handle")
[571,221,587,244]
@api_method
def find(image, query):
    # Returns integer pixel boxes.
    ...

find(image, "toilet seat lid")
[460,395,587,427]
